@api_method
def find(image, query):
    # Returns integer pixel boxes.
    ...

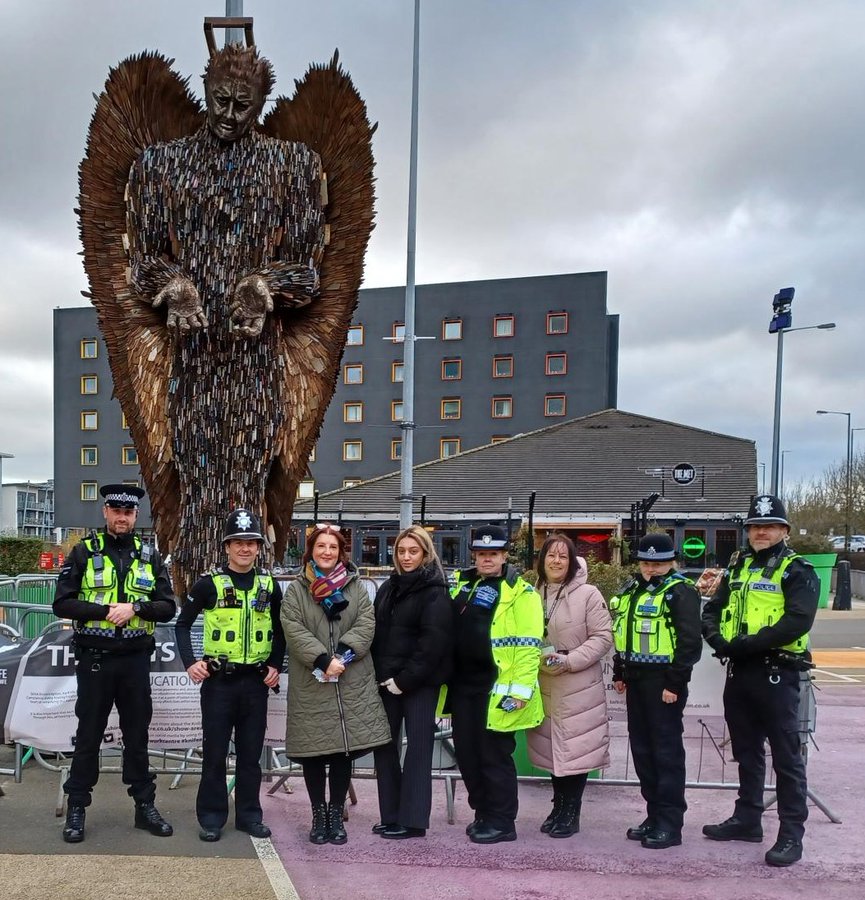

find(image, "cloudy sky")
[1,0,863,491]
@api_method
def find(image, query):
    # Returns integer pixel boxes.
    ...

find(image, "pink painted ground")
[264,685,865,900]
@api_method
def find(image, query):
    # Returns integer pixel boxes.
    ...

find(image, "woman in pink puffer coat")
[527,534,612,837]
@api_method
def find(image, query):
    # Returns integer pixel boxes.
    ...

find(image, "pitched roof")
[295,408,756,519]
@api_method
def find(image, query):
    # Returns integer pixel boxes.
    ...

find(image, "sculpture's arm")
[126,150,206,333]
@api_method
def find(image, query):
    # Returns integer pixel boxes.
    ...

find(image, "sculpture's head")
[203,44,275,141]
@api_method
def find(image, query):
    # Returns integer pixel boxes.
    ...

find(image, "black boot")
[309,803,329,845]
[549,798,581,838]
[540,790,565,834]
[63,805,86,843]
[327,801,347,845]
[134,801,173,837]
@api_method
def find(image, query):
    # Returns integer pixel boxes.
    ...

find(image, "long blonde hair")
[393,525,443,576]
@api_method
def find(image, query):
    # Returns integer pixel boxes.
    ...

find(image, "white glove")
[381,677,403,695]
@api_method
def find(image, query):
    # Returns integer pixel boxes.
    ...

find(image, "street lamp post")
[779,452,789,497]
[759,462,766,493]
[767,287,835,494]
[817,410,853,553]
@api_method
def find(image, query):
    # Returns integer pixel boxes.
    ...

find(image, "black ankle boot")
[134,801,173,837]
[327,801,347,845]
[540,790,565,834]
[549,798,581,838]
[63,805,86,843]
[309,803,329,845]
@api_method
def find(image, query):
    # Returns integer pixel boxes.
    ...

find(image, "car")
[829,535,865,552]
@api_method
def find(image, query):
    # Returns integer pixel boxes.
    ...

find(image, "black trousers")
[64,647,156,807]
[724,662,808,841]
[373,685,439,829]
[450,690,518,831]
[197,671,269,828]
[625,673,687,834]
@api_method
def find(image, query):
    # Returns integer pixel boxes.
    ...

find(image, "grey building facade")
[53,272,617,529]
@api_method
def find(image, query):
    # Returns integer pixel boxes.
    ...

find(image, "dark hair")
[536,533,580,587]
[303,525,348,567]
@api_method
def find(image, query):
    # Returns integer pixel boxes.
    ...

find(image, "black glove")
[705,633,728,653]
[726,636,755,659]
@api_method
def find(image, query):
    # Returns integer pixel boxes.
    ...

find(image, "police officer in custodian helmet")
[53,484,176,843]
[702,494,819,867]
[175,509,285,841]
[611,533,702,850]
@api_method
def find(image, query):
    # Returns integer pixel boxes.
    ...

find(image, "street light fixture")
[768,287,835,493]
[816,410,853,553]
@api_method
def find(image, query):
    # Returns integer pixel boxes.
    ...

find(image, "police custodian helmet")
[636,533,676,561]
[744,494,789,527]
[223,508,264,542]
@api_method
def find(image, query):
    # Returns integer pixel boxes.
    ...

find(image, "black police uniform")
[175,511,285,839]
[702,497,818,864]
[52,485,176,841]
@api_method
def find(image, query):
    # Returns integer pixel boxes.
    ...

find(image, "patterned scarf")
[306,561,350,616]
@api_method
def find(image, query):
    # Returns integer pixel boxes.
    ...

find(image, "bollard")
[833,560,852,610]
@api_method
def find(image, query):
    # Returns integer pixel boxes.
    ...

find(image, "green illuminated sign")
[682,536,706,558]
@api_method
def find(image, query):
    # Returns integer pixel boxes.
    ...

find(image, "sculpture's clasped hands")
[229,275,273,338]
[152,277,207,333]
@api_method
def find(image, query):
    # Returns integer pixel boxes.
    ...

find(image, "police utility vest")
[78,533,156,637]
[719,550,808,653]
[610,572,691,665]
[203,571,274,664]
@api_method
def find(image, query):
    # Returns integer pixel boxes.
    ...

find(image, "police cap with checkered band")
[100,483,145,509]
[636,533,676,561]
[471,525,509,550]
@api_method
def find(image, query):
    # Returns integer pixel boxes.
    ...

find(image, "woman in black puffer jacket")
[371,525,453,839]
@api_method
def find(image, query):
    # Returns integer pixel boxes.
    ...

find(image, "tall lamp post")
[780,450,792,499]
[816,410,852,553]
[768,287,835,493]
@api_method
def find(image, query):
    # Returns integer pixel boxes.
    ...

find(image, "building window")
[441,398,461,420]
[391,400,404,421]
[493,356,514,378]
[346,324,364,346]
[343,363,363,385]
[390,439,402,460]
[297,480,315,499]
[441,358,462,380]
[442,318,462,341]
[493,315,515,338]
[122,479,140,487]
[81,446,98,466]
[80,374,98,395]
[545,394,566,417]
[122,412,130,430]
[391,322,405,343]
[545,352,567,375]
[81,481,98,501]
[81,410,98,430]
[492,396,513,419]
[343,479,361,488]
[309,445,316,462]
[440,438,461,458]
[547,311,569,335]
[343,402,363,423]
[80,339,98,359]
[491,435,511,443]
[391,361,404,383]
[343,440,363,461]
[122,445,139,465]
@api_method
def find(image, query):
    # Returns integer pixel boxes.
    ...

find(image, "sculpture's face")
[206,78,261,141]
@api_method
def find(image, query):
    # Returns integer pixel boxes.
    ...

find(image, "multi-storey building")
[53,272,618,528]
[0,480,55,540]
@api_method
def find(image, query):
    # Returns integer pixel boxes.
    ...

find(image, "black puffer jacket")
[372,564,453,693]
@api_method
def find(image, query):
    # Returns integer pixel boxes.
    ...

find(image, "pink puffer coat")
[526,559,612,775]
